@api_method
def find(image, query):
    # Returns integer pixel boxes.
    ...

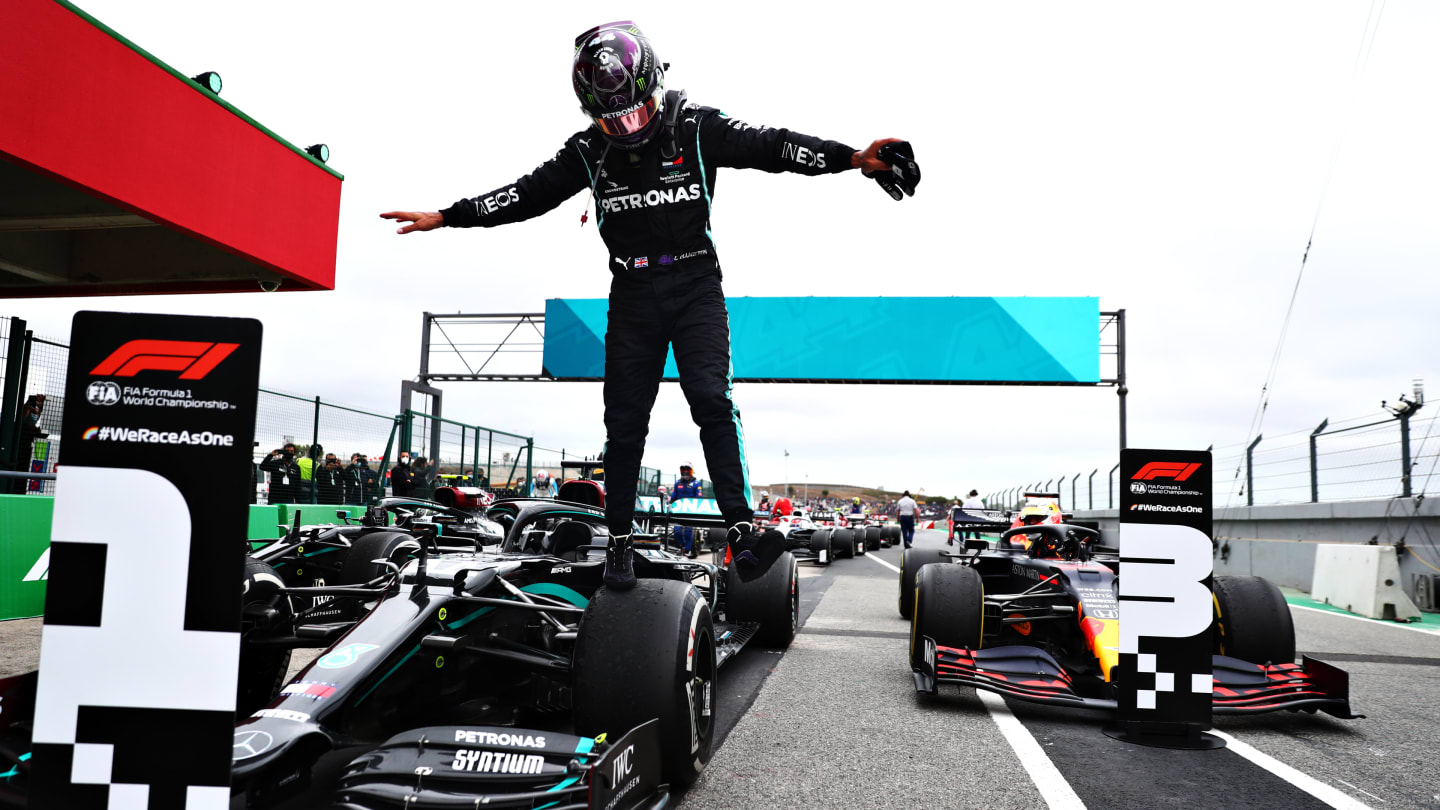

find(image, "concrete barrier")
[1312,544,1421,620]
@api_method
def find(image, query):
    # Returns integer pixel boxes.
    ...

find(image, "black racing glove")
[864,141,921,201]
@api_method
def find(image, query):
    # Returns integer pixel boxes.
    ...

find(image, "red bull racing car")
[900,521,1362,719]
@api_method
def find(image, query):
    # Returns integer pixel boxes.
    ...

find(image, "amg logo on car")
[452,730,547,748]
[450,750,545,774]
[90,340,239,380]
[1131,462,1202,482]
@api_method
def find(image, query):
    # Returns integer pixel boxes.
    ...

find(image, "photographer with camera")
[346,453,378,504]
[259,443,302,504]
[316,452,347,504]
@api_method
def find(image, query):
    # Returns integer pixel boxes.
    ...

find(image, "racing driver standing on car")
[382,21,920,591]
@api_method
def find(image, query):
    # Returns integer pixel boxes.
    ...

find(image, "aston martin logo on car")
[233,729,274,760]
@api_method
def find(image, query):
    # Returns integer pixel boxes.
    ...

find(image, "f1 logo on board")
[1131,462,1202,482]
[90,340,239,380]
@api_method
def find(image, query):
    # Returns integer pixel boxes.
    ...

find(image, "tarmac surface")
[5,526,1438,808]
[676,527,1440,810]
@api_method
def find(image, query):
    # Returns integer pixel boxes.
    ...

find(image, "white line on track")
[865,552,901,574]
[1209,730,1372,810]
[977,690,1087,809]
[1289,603,1440,636]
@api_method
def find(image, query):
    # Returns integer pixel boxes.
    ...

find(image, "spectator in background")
[896,490,920,549]
[530,470,559,499]
[391,451,416,497]
[670,462,702,557]
[412,456,436,500]
[316,454,347,504]
[12,395,47,493]
[757,492,771,514]
[346,453,378,504]
[295,444,320,502]
[260,443,302,504]
[960,490,986,540]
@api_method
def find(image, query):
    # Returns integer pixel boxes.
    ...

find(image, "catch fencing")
[987,409,1440,512]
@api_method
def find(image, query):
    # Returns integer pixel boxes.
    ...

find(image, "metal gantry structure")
[410,307,1130,475]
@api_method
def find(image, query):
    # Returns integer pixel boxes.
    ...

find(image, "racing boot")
[603,534,637,591]
[727,522,785,583]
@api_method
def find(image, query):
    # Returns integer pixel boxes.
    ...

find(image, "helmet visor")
[595,94,660,138]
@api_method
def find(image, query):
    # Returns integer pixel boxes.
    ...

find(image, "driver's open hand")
[380,210,444,234]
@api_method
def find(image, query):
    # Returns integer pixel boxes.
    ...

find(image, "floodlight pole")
[1116,308,1128,455]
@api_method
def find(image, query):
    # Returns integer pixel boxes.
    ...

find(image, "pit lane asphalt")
[676,528,1440,810]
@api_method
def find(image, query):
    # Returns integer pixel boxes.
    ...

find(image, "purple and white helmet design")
[572,21,664,148]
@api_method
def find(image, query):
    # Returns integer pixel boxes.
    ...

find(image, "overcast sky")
[13,1,1438,501]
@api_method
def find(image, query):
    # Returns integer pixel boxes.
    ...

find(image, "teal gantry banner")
[543,297,1100,384]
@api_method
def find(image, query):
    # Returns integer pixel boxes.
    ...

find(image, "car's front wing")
[913,639,1362,719]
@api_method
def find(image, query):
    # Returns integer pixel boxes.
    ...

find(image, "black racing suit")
[440,100,856,536]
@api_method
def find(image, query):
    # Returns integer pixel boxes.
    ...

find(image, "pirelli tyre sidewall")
[898,548,949,619]
[808,529,833,565]
[911,563,984,670]
[573,580,717,790]
[833,528,856,559]
[726,552,799,648]
[336,530,422,585]
[238,556,293,716]
[1212,575,1296,665]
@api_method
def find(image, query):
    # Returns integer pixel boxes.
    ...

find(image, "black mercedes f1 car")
[0,495,799,810]
[901,521,1362,720]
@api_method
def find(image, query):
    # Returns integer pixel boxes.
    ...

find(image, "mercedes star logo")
[233,729,274,760]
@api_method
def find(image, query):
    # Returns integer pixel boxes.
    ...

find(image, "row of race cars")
[0,482,1363,809]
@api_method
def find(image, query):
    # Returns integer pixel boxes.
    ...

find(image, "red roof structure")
[0,0,344,297]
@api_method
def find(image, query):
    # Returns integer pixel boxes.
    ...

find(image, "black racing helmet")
[572,21,665,149]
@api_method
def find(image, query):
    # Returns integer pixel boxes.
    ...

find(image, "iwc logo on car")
[86,381,121,406]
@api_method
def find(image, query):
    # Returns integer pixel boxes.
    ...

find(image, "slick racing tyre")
[809,529,834,566]
[833,528,857,559]
[238,556,293,716]
[865,527,882,552]
[1212,575,1295,665]
[726,552,800,648]
[885,525,901,546]
[899,548,949,619]
[574,580,717,790]
[336,530,421,585]
[911,563,984,669]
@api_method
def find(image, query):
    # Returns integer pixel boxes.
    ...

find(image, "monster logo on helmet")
[572,21,666,149]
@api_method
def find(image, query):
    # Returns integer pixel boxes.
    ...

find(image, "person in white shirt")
[959,489,986,541]
[896,490,920,549]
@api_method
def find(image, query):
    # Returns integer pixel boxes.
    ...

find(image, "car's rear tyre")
[885,526,901,545]
[864,527,882,551]
[726,552,799,648]
[1212,575,1295,664]
[899,548,949,619]
[574,580,717,790]
[834,528,856,559]
[336,530,421,585]
[808,529,833,566]
[238,556,292,716]
[911,563,984,669]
